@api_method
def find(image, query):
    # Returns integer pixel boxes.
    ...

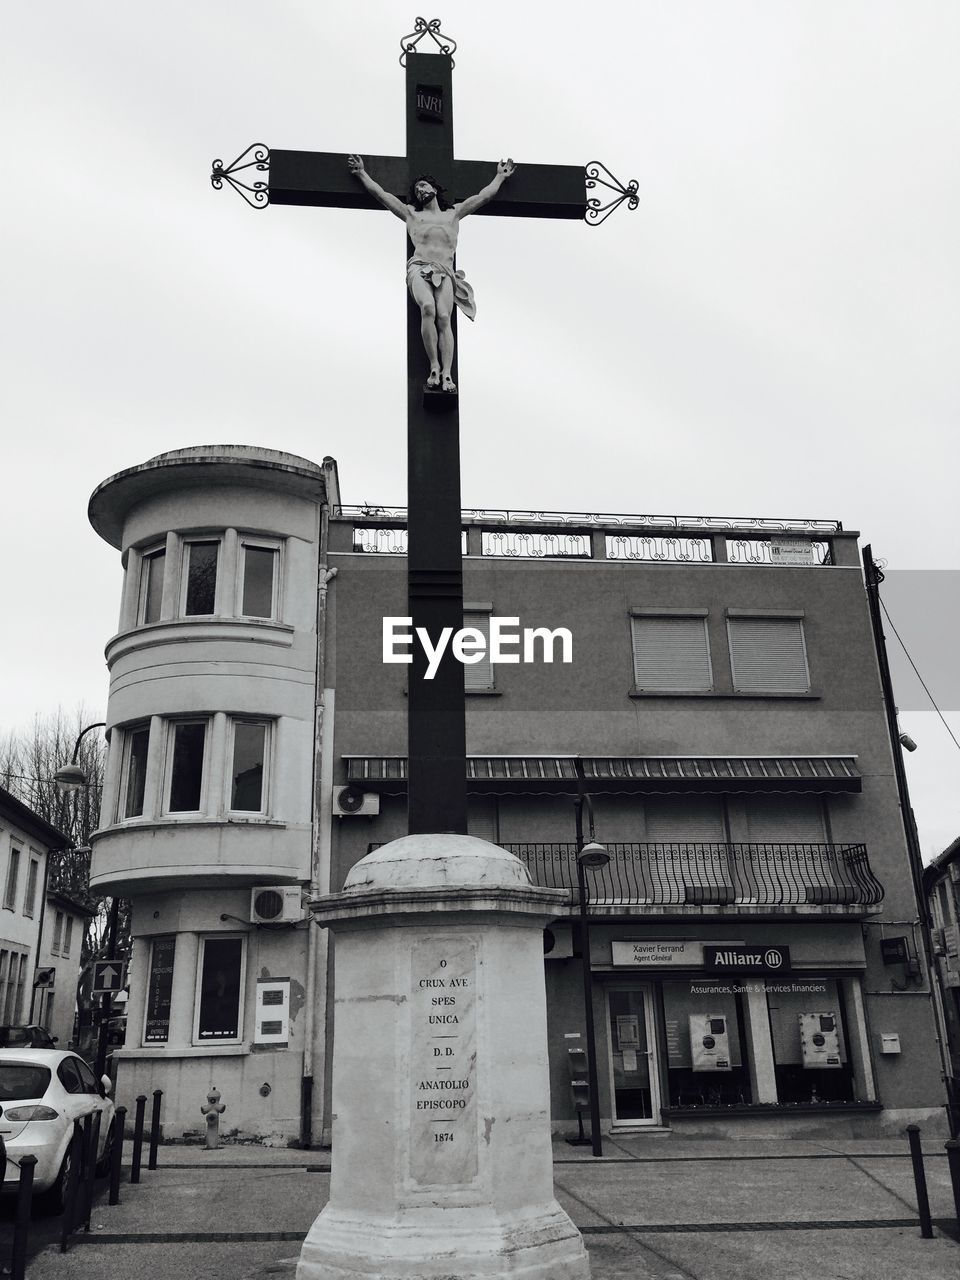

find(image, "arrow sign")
[92,960,126,995]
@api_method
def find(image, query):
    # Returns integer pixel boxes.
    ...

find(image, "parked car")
[104,1013,127,1047]
[0,1025,58,1049]
[0,1049,114,1211]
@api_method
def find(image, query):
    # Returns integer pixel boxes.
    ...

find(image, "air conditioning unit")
[250,885,303,925]
[333,785,380,817]
[543,924,574,959]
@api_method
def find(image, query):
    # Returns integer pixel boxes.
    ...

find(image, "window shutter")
[467,798,497,843]
[631,617,712,691]
[463,613,493,691]
[644,798,725,842]
[746,796,825,843]
[728,618,809,693]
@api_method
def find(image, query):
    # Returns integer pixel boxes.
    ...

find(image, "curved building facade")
[89,446,338,1141]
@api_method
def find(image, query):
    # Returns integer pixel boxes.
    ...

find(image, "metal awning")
[343,755,861,794]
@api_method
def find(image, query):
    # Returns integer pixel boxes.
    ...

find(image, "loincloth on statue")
[406,257,476,321]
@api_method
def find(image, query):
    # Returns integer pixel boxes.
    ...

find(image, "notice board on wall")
[144,936,176,1043]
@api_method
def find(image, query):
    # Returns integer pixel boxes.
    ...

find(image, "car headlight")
[2,1105,60,1121]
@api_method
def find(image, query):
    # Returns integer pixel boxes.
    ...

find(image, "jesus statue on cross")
[347,154,516,393]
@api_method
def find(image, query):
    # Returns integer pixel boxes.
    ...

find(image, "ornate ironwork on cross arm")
[210,144,271,209]
[399,17,457,65]
[584,161,640,226]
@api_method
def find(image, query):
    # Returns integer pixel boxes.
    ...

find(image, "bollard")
[81,1111,101,1231]
[130,1094,147,1184]
[906,1124,933,1239]
[11,1156,37,1280]
[200,1085,226,1150]
[109,1104,126,1205]
[148,1089,163,1170]
[60,1120,85,1253]
[946,1139,960,1226]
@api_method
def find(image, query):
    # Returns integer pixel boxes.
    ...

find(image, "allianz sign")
[704,946,791,974]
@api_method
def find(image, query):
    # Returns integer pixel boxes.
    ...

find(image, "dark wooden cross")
[214,34,592,836]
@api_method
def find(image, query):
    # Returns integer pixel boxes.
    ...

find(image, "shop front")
[548,923,882,1137]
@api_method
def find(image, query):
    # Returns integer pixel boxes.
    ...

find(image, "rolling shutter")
[463,612,493,691]
[644,798,725,841]
[631,616,712,691]
[745,796,825,843]
[728,618,809,693]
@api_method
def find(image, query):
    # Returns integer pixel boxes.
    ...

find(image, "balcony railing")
[504,842,883,908]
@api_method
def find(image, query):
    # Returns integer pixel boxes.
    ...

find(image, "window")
[182,540,220,616]
[62,916,74,958]
[195,935,245,1042]
[12,955,26,1022]
[119,724,151,819]
[240,542,279,618]
[23,858,39,918]
[727,615,810,693]
[463,608,494,692]
[644,798,732,904]
[138,546,166,624]
[74,1057,100,1094]
[57,1057,84,1094]
[1,951,25,1023]
[52,911,64,954]
[631,611,712,692]
[662,981,751,1107]
[167,720,207,812]
[3,847,20,910]
[229,721,268,812]
[766,979,855,1103]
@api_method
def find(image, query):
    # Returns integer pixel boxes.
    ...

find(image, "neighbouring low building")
[0,786,70,1030]
[924,838,960,1127]
[86,445,947,1144]
[35,890,97,1047]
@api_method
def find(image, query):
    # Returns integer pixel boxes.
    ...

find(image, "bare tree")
[0,707,130,965]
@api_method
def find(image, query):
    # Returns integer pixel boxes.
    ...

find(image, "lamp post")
[573,778,609,1158]
[54,723,117,1077]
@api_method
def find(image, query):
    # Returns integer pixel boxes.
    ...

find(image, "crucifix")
[212,18,637,837]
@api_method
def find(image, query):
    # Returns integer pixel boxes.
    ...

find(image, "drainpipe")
[862,545,954,1132]
[301,483,338,1148]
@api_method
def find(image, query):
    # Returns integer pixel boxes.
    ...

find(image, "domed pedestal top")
[343,833,532,893]
[311,833,568,927]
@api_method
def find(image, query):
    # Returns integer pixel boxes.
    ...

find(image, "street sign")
[92,960,127,995]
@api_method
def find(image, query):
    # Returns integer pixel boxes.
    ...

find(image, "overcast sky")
[3,2,957,859]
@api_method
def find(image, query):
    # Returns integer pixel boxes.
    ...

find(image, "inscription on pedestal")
[410,935,478,1186]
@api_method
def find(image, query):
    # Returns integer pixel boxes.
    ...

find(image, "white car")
[0,1049,115,1211]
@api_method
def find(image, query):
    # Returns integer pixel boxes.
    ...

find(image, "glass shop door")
[606,985,661,1127]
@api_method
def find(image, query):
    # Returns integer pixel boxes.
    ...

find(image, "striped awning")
[343,755,861,794]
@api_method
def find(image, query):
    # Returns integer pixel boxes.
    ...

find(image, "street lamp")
[573,778,610,1158]
[54,722,117,1077]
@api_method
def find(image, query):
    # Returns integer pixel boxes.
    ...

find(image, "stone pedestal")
[298,834,590,1280]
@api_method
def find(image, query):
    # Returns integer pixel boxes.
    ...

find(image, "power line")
[879,596,960,754]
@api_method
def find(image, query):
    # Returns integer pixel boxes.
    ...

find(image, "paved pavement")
[15,1134,960,1279]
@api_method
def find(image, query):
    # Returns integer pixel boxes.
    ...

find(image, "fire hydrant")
[201,1086,225,1149]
